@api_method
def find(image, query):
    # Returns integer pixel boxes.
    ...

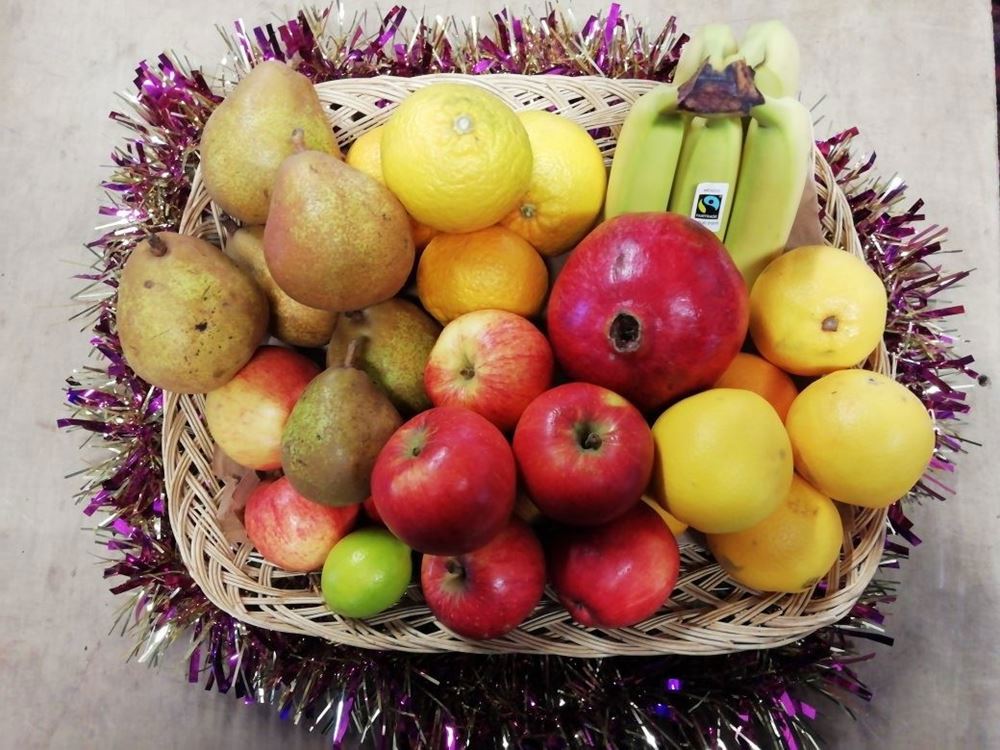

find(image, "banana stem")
[677,59,764,116]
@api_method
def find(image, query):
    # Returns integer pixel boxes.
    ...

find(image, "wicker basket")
[165,73,890,657]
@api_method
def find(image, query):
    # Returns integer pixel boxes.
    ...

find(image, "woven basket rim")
[165,73,889,657]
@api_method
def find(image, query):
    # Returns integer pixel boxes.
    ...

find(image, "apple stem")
[582,432,603,450]
[343,336,368,370]
[444,558,466,584]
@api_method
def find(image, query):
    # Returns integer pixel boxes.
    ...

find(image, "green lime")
[321,528,412,618]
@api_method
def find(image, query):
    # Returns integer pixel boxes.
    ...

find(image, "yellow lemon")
[785,369,935,508]
[650,389,793,534]
[382,83,532,233]
[345,126,438,248]
[416,226,548,324]
[706,474,843,593]
[750,245,888,375]
[499,110,607,256]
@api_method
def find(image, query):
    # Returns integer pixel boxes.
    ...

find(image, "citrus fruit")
[706,474,843,593]
[381,83,532,233]
[345,126,437,248]
[749,244,887,375]
[713,352,798,421]
[321,528,412,618]
[785,369,935,508]
[416,226,548,324]
[642,496,689,537]
[650,389,793,534]
[499,110,607,256]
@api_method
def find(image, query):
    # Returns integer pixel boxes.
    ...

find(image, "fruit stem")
[343,335,368,369]
[582,432,603,451]
[822,315,839,332]
[444,558,466,584]
[677,58,765,116]
[147,234,168,257]
[290,128,306,152]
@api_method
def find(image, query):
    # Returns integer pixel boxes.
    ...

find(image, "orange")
[714,352,798,421]
[750,245,887,376]
[381,83,533,233]
[344,126,437,248]
[416,226,548,324]
[499,110,607,256]
[706,474,843,593]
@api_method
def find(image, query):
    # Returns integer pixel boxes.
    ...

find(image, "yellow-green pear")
[200,61,340,224]
[226,226,338,347]
[326,298,440,413]
[263,135,414,311]
[117,232,268,393]
[281,346,402,507]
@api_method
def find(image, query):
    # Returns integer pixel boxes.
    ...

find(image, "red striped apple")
[205,345,319,470]
[421,518,545,640]
[245,476,359,572]
[371,406,516,555]
[424,310,553,432]
[513,383,653,525]
[547,502,680,628]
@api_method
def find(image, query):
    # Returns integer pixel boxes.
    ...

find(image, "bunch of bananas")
[606,21,812,287]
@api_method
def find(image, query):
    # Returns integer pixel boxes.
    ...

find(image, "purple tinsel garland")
[60,5,977,748]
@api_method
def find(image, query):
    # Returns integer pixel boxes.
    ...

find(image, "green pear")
[263,136,414,311]
[326,298,440,413]
[200,61,340,224]
[281,347,402,507]
[117,232,268,393]
[226,226,338,347]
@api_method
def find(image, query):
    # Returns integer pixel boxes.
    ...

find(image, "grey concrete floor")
[1,1,997,747]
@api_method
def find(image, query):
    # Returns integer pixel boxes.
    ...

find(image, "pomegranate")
[547,213,748,411]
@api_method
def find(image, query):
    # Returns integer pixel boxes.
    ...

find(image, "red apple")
[421,518,545,639]
[245,476,359,572]
[547,213,748,411]
[372,406,516,555]
[205,345,320,470]
[547,502,680,628]
[424,310,553,432]
[362,496,383,525]
[513,383,653,525]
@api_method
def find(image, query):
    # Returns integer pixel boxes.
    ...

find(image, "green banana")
[723,96,814,287]
[668,115,743,239]
[739,20,801,98]
[604,84,684,218]
[673,23,739,85]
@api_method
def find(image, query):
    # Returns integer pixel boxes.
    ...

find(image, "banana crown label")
[690,182,729,232]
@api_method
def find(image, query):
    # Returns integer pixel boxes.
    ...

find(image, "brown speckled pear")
[226,226,338,347]
[326,298,441,413]
[281,346,402,507]
[263,138,414,312]
[117,232,268,393]
[200,61,341,224]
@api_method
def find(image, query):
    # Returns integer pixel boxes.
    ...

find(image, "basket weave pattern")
[165,74,889,656]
